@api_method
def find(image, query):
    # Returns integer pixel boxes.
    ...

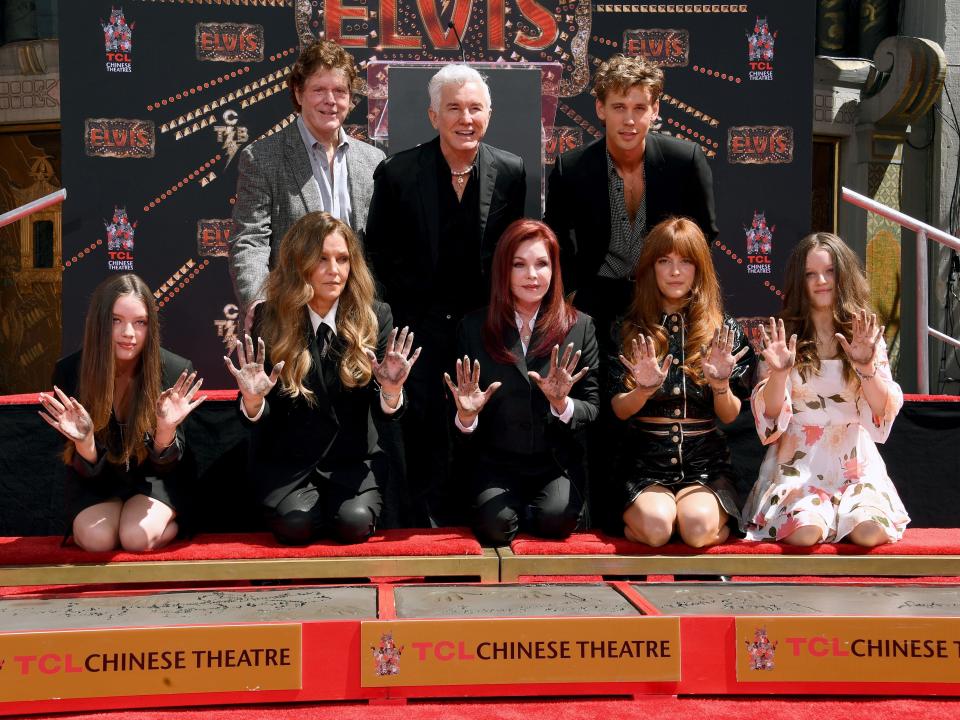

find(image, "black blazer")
[244,301,404,508]
[544,134,718,295]
[454,308,600,486]
[365,137,526,326]
[52,347,193,479]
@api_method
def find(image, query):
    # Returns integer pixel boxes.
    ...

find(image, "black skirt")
[617,420,742,524]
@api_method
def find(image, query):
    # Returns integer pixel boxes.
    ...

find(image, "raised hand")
[156,369,206,432]
[39,387,94,445]
[365,326,422,395]
[619,335,672,391]
[529,343,590,413]
[836,309,884,372]
[443,356,502,425]
[224,334,284,402]
[758,317,796,374]
[702,324,751,386]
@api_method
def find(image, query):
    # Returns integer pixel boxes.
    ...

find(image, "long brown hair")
[621,217,723,388]
[66,273,162,466]
[483,219,578,364]
[780,232,872,383]
[260,212,378,401]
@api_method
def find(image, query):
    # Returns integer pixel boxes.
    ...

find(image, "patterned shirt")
[598,150,646,279]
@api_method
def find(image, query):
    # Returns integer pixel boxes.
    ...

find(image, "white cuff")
[550,397,574,424]
[455,412,478,434]
[240,397,265,422]
[380,389,403,415]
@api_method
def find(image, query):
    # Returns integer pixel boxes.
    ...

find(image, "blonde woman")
[225,212,419,544]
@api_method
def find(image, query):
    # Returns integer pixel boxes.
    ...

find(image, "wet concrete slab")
[636,583,960,616]
[395,583,641,618]
[0,586,377,631]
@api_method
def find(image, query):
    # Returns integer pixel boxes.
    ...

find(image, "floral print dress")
[741,343,910,543]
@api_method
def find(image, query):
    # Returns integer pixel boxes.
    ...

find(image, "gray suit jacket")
[229,120,385,312]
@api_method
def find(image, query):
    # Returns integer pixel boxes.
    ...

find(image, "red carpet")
[0,528,482,565]
[23,696,960,720]
[511,528,960,556]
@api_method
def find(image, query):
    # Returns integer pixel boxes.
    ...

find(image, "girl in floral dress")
[742,232,909,546]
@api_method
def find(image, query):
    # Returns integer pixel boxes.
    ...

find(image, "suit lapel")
[419,139,442,267]
[286,122,323,214]
[477,143,498,248]
[507,322,530,384]
[585,140,612,260]
[643,134,666,227]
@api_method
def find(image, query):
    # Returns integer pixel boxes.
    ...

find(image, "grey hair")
[427,64,492,112]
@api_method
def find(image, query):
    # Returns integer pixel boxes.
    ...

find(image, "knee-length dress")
[741,343,910,543]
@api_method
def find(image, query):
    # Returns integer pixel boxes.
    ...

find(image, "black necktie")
[318,323,334,360]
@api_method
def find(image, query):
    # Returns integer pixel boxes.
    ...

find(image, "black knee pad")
[333,504,376,544]
[269,510,315,546]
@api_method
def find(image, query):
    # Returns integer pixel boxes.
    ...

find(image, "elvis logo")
[85,118,156,159]
[623,29,689,68]
[745,626,777,670]
[727,126,793,164]
[102,6,134,73]
[745,210,773,275]
[196,23,264,62]
[371,633,403,676]
[746,16,776,81]
[105,206,136,271]
[544,126,583,165]
[197,219,232,257]
[214,303,240,354]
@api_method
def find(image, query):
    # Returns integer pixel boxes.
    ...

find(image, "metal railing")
[0,188,66,230]
[841,186,960,393]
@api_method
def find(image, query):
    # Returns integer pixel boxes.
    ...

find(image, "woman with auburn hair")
[41,273,204,552]
[741,232,909,546]
[612,217,753,548]
[444,219,598,544]
[224,211,419,545]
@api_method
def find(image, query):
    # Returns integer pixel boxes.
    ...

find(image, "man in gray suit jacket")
[229,40,385,326]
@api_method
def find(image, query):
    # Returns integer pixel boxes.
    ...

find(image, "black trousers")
[471,454,584,546]
[263,459,384,545]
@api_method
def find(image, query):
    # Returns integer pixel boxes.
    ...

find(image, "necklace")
[450,166,472,189]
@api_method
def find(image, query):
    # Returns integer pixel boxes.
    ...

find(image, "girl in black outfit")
[224,212,419,544]
[42,273,204,551]
[612,217,753,547]
[445,219,599,544]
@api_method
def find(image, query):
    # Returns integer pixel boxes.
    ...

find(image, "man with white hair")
[366,63,526,527]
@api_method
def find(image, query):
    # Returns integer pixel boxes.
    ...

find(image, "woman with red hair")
[612,217,753,548]
[445,219,599,544]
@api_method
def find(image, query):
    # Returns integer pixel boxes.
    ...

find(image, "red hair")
[483,219,578,364]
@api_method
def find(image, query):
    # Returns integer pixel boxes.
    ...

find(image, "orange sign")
[361,617,680,687]
[0,624,301,702]
[737,617,960,683]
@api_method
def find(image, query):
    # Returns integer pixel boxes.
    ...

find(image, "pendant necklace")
[451,166,472,189]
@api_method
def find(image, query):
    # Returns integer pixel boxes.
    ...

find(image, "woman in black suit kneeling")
[225,212,419,545]
[445,219,599,544]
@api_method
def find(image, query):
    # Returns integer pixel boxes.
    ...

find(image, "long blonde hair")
[621,217,723,388]
[260,212,378,402]
[66,273,162,466]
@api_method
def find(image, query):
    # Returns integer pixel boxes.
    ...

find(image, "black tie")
[318,323,334,359]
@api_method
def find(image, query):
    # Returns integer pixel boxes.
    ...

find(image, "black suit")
[245,301,403,544]
[53,348,193,523]
[454,309,599,544]
[545,134,718,335]
[365,137,527,526]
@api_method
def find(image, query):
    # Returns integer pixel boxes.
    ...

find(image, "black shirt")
[435,154,483,318]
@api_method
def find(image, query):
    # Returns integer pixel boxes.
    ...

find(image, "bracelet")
[712,386,729,396]
[380,388,400,402]
[854,362,877,381]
